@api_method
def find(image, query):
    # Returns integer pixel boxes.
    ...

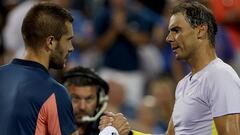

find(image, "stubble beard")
[49,43,65,69]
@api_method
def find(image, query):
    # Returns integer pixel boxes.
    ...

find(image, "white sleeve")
[99,126,119,135]
[209,68,240,117]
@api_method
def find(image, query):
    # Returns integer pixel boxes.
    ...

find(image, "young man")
[63,66,110,135]
[99,1,240,135]
[0,3,78,135]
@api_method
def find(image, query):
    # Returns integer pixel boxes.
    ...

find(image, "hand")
[99,112,131,135]
[111,11,127,33]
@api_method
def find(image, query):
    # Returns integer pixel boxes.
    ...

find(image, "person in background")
[0,1,7,65]
[63,66,109,135]
[94,0,154,107]
[148,75,175,134]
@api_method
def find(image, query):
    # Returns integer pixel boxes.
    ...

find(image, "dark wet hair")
[171,1,217,46]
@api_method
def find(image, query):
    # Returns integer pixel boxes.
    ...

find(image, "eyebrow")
[85,95,95,100]
[67,36,74,40]
[169,26,181,32]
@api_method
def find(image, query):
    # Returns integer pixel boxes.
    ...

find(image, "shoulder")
[48,78,69,97]
[48,79,72,105]
[205,59,240,98]
[206,59,239,83]
[177,73,191,86]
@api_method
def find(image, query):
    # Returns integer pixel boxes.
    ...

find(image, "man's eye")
[86,97,94,102]
[173,29,180,33]
[71,96,80,102]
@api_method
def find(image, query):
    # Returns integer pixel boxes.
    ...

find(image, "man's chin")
[175,54,184,60]
[75,115,84,122]
[75,115,92,124]
[75,118,90,126]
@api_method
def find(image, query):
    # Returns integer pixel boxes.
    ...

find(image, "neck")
[22,47,49,69]
[187,42,217,75]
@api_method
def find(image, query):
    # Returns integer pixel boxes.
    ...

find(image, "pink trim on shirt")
[35,93,62,135]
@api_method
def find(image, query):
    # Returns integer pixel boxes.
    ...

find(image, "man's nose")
[78,100,86,110]
[69,43,74,53]
[166,33,174,43]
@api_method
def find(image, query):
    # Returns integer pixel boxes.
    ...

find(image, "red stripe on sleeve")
[35,93,62,135]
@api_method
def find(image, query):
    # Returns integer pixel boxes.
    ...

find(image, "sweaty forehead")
[168,13,189,30]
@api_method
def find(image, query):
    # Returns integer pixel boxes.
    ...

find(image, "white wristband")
[99,126,119,135]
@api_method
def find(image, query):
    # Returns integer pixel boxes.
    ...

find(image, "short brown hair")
[21,2,73,49]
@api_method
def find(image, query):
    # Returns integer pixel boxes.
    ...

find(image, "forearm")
[97,28,119,51]
[124,30,150,46]
[214,114,240,135]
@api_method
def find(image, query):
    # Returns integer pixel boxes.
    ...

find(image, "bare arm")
[96,27,119,51]
[166,118,175,135]
[214,114,240,135]
[96,10,126,51]
[124,30,151,46]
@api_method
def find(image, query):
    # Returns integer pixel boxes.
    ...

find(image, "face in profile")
[49,21,74,69]
[166,13,198,60]
[67,85,98,123]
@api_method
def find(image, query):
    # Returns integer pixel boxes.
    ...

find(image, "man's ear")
[45,36,55,52]
[197,24,208,39]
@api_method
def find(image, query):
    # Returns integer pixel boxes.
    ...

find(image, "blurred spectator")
[94,0,154,107]
[131,95,158,134]
[148,75,176,133]
[106,80,135,120]
[66,0,101,70]
[0,0,7,65]
[137,0,166,15]
[2,0,23,12]
[131,0,165,80]
[209,0,240,51]
[209,0,240,75]
[63,66,109,135]
[3,0,40,62]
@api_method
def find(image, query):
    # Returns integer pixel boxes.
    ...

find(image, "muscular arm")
[166,118,175,135]
[214,114,240,135]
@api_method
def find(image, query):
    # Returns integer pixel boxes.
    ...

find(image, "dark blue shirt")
[0,59,76,135]
[94,8,154,71]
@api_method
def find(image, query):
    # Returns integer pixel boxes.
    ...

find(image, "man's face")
[166,13,198,60]
[68,85,98,123]
[49,21,74,69]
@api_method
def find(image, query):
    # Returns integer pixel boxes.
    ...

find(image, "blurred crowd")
[0,0,239,134]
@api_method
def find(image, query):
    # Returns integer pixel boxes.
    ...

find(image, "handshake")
[98,112,159,135]
[98,112,131,135]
